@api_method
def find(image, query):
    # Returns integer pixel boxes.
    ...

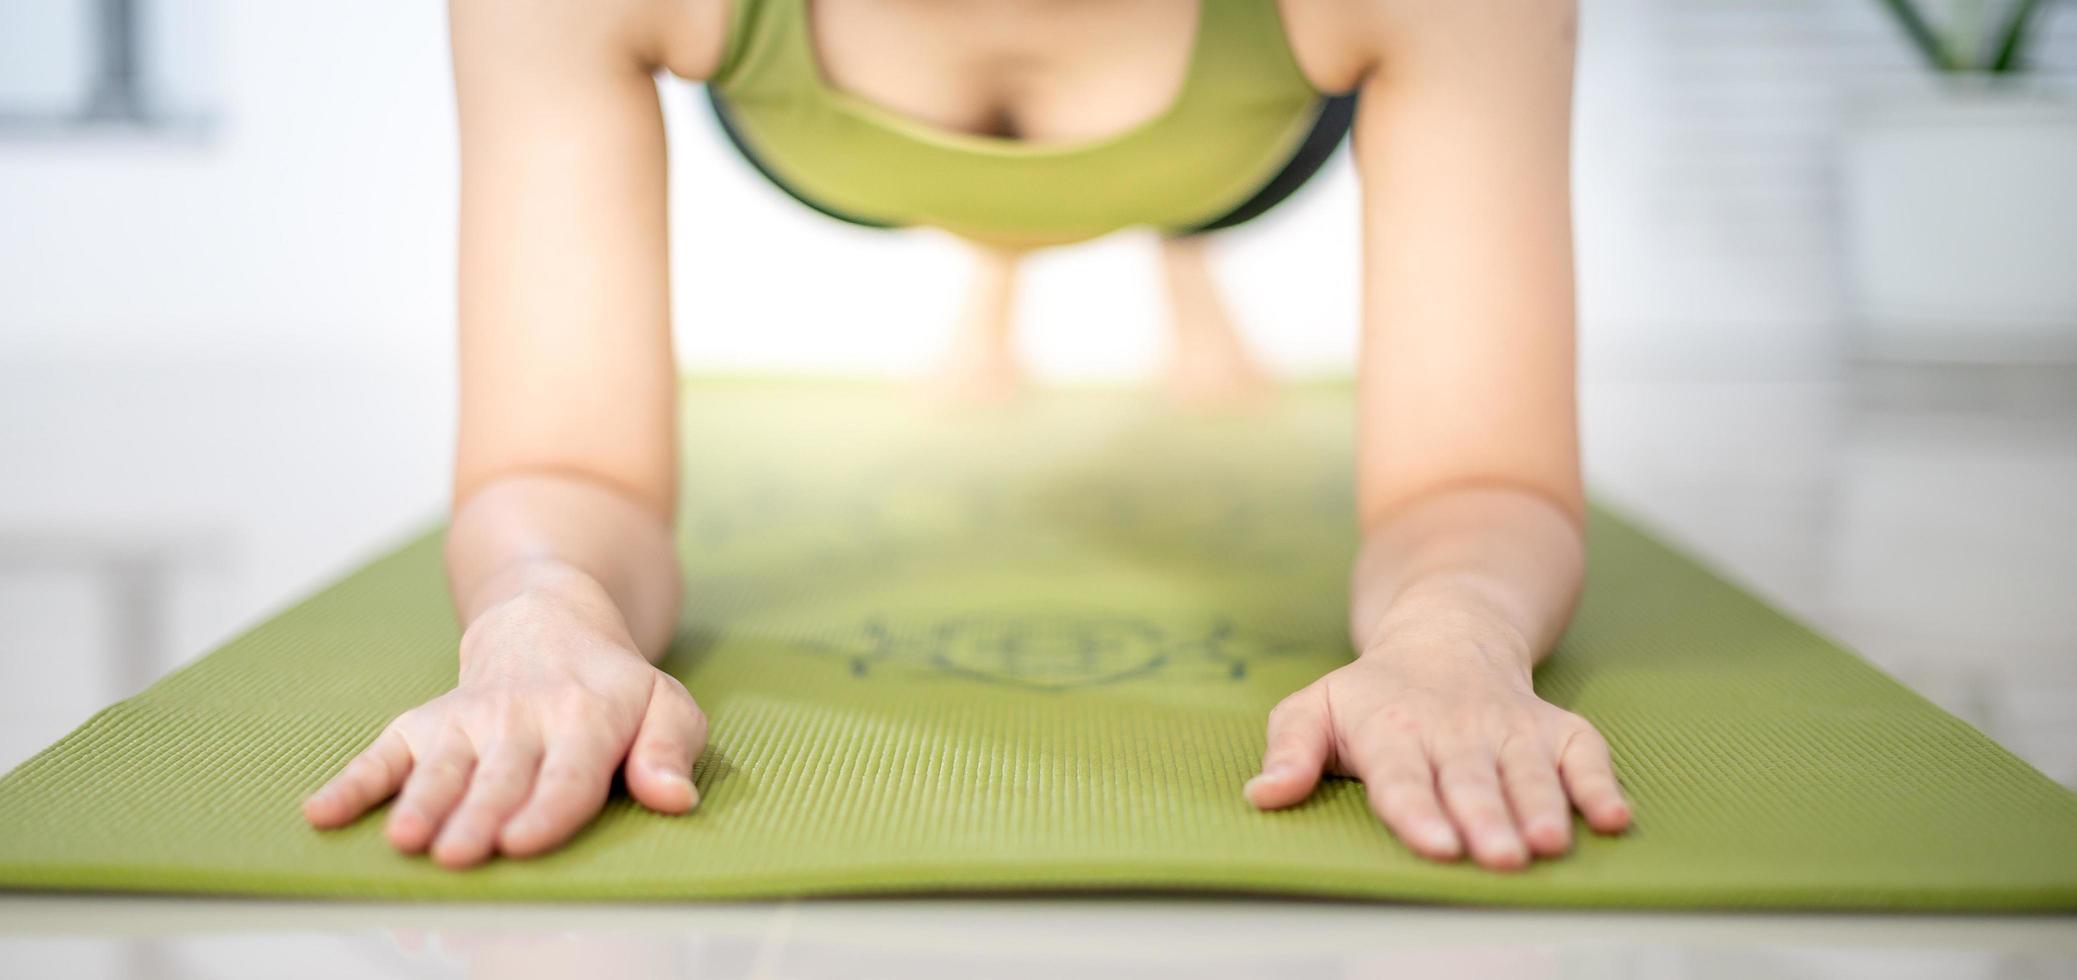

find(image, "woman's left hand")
[1243,631,1630,870]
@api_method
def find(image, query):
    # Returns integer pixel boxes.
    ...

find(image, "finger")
[1434,741,1528,871]
[385,726,476,853]
[1498,733,1572,857]
[1558,724,1632,833]
[623,677,708,815]
[430,734,544,869]
[496,733,618,859]
[1346,736,1460,861]
[304,726,412,829]
[1244,687,1331,809]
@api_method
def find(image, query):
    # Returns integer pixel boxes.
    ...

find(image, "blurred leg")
[926,241,1027,405]
[1158,235,1273,407]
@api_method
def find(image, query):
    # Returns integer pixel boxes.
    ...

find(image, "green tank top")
[707,0,1328,245]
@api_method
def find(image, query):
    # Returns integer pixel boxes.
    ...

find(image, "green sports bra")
[706,0,1331,245]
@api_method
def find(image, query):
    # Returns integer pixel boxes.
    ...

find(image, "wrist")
[465,555,606,613]
[1355,582,1537,675]
[457,559,628,666]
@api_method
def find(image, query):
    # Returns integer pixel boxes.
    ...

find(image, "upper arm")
[448,0,726,520]
[1341,0,1583,530]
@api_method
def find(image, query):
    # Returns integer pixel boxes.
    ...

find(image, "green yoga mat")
[3,380,2075,909]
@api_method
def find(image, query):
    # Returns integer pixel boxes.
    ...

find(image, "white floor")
[1,356,2074,978]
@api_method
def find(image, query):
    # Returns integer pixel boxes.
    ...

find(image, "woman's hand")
[1244,627,1629,870]
[302,581,706,868]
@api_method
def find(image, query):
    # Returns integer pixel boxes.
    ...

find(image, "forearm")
[443,472,682,661]
[1348,485,1584,673]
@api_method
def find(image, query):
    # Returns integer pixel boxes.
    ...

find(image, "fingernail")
[650,766,698,806]
[1243,769,1285,795]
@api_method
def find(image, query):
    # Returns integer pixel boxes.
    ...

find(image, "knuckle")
[1265,695,1307,728]
[1438,772,1493,798]
[476,755,527,783]
[1344,704,1419,748]
[537,763,600,792]
[547,692,597,726]
[1372,704,1422,737]
[1374,792,1421,819]
[1493,728,1532,758]
[486,699,534,735]
[346,766,388,794]
[1372,776,1431,804]
[1518,764,1564,791]
[1564,717,1609,748]
[574,715,624,749]
[546,693,617,736]
[1385,802,1441,831]
[1436,714,1488,745]
[1504,711,1547,741]
[635,737,686,763]
[1476,709,1530,743]
[1267,725,1313,756]
[441,809,487,836]
[1462,804,1509,827]
[423,756,470,782]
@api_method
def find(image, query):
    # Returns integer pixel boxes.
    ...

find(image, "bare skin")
[925,242,1027,405]
[1156,235,1275,407]
[305,0,1629,872]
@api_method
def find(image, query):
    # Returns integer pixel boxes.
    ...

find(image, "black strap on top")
[1171,91,1357,237]
[706,88,899,229]
[704,87,1357,237]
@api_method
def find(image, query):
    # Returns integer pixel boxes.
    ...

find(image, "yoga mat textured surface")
[3,381,2075,909]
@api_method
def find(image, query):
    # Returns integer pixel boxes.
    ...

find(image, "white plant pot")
[1840,79,2077,363]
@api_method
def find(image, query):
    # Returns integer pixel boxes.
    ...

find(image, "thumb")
[623,675,708,814]
[1245,684,1332,809]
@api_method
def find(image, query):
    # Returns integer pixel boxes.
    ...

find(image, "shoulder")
[449,0,732,79]
[1278,0,1578,90]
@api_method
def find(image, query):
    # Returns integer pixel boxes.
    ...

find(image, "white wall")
[9,1,2068,380]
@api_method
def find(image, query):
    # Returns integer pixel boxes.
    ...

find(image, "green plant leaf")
[1988,0,2047,73]
[1877,0,1958,71]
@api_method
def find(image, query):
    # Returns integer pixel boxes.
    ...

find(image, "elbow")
[1357,475,1586,541]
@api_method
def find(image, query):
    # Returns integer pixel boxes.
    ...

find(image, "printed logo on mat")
[800,616,1309,691]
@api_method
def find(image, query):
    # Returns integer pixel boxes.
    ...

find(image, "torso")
[812,0,1210,146]
[674,0,1376,245]
[661,0,1374,145]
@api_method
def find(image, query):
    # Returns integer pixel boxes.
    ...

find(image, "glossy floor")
[2,363,2074,978]
[3,897,2076,979]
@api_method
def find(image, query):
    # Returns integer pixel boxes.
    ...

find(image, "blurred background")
[2,0,2074,784]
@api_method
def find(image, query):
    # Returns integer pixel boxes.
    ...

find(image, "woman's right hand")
[302,573,707,868]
